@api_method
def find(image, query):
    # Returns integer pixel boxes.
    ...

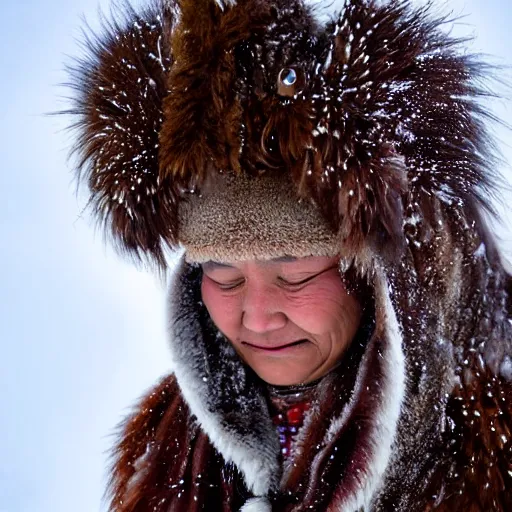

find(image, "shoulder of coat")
[105,373,195,511]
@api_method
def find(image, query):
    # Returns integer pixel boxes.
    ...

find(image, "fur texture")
[68,0,502,269]
[240,497,273,512]
[66,1,177,267]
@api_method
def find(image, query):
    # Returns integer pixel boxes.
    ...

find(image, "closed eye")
[278,265,338,289]
[209,277,245,291]
[278,275,315,288]
[206,265,338,291]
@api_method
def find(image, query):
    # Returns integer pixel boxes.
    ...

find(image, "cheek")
[201,278,241,333]
[284,282,361,336]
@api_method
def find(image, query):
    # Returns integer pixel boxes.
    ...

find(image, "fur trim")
[164,257,408,508]
[239,497,272,512]
[179,171,340,263]
[333,267,405,510]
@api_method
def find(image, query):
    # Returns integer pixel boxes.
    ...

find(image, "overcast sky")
[1,1,512,511]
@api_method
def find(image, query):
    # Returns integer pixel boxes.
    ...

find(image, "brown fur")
[159,0,271,182]
[66,0,503,270]
[66,2,178,268]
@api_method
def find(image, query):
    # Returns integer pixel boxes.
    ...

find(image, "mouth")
[242,339,309,352]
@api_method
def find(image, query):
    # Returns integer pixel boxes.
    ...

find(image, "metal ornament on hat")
[277,66,307,98]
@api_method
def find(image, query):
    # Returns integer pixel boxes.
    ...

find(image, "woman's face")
[200,255,362,386]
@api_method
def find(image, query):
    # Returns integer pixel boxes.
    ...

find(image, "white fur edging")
[239,496,273,512]
[338,268,406,511]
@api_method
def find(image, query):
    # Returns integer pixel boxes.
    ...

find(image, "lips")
[242,339,309,351]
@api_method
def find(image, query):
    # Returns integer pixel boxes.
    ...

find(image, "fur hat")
[66,0,501,269]
[179,170,340,262]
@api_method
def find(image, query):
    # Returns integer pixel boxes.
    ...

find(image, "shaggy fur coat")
[106,228,512,511]
[64,0,512,510]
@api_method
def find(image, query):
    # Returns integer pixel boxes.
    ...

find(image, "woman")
[67,0,512,510]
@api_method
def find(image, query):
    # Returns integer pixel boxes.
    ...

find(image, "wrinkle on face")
[201,255,363,385]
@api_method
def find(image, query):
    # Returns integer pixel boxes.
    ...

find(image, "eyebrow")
[202,255,298,271]
[201,261,234,271]
[272,256,298,263]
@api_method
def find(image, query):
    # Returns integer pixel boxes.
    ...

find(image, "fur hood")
[64,0,512,510]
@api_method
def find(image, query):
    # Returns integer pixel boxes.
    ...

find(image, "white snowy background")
[0,1,511,511]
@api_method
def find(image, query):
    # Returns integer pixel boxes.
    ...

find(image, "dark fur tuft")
[64,1,177,269]
[158,0,272,183]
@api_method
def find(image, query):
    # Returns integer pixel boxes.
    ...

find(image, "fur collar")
[166,257,406,506]
[167,260,281,497]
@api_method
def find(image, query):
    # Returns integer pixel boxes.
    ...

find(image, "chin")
[258,373,307,386]
[251,363,320,387]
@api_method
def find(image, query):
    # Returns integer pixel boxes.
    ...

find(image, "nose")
[241,282,287,334]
